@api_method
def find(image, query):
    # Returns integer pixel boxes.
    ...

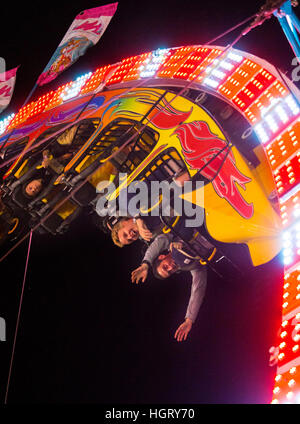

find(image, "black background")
[0,0,292,404]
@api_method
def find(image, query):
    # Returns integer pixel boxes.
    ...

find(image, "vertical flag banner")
[37,2,118,86]
[0,67,18,114]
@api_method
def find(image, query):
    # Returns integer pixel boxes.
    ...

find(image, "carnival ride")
[0,0,300,404]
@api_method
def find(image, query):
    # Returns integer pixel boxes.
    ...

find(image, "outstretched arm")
[174,266,207,342]
[131,263,149,284]
[142,233,173,267]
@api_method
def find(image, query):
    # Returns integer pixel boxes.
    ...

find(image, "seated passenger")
[131,230,214,284]
[21,153,53,200]
[23,178,44,198]
[0,196,20,243]
[111,217,153,247]
[108,169,199,247]
[21,148,67,200]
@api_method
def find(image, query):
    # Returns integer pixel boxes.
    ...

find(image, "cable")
[4,230,33,404]
[205,13,257,45]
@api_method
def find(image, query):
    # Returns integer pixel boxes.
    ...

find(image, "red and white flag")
[37,3,118,86]
[0,67,18,114]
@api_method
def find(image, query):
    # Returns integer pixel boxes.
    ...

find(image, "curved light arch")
[1,44,300,403]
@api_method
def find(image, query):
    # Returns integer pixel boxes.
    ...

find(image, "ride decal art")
[149,99,254,219]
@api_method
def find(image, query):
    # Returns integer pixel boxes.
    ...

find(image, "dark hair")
[151,250,169,280]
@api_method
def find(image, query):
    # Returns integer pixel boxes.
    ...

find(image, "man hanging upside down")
[131,231,215,342]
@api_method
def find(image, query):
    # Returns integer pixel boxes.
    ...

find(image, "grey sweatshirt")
[142,234,207,323]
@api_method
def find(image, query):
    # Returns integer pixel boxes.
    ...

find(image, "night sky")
[0,0,292,404]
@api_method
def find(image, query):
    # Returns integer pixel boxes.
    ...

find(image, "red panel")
[172,47,211,80]
[274,153,300,196]
[266,120,300,170]
[232,69,275,111]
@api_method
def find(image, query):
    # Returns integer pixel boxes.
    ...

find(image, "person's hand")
[42,158,51,168]
[41,150,51,168]
[174,318,193,342]
[42,149,50,158]
[170,241,183,251]
[135,218,153,242]
[54,174,65,184]
[131,263,149,284]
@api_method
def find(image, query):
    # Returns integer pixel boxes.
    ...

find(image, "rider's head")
[111,217,139,247]
[22,178,43,198]
[152,252,179,279]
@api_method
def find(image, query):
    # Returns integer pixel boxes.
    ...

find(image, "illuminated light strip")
[254,98,300,145]
[280,183,300,203]
[273,153,300,197]
[281,269,300,315]
[227,52,243,62]
[280,191,300,227]
[282,219,300,267]
[277,308,300,363]
[82,66,113,91]
[244,80,288,124]
[201,51,243,90]
[1,45,291,137]
[285,94,300,116]
[283,260,300,277]
[250,91,294,130]
[172,48,215,81]
[158,46,201,78]
[275,104,289,124]
[266,121,300,171]
[272,358,300,403]
[116,53,152,83]
[218,60,234,71]
[265,114,279,132]
[139,48,171,78]
[273,305,300,378]
[0,45,297,138]
[202,77,219,88]
[218,58,260,101]
[254,122,269,144]
[60,72,92,101]
[7,102,36,130]
[272,263,300,404]
[231,69,276,112]
[191,48,223,83]
[0,114,15,136]
[173,47,214,80]
[282,305,300,323]
[277,356,300,376]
